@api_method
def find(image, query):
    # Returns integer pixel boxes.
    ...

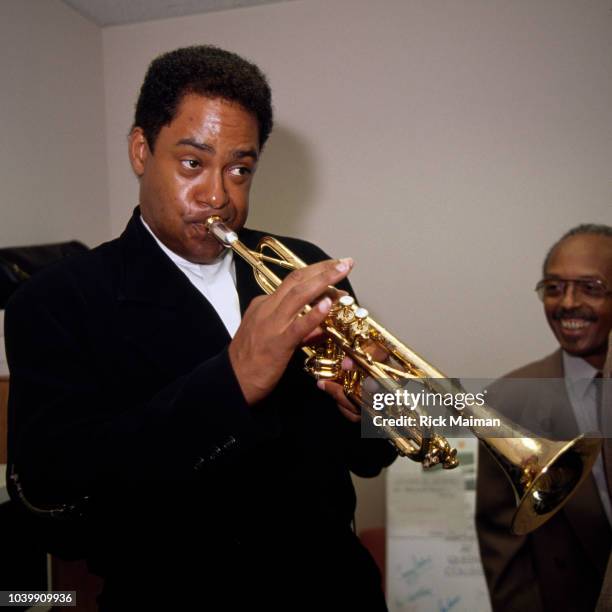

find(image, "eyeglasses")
[535,278,612,302]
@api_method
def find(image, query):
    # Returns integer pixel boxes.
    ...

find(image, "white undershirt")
[140,217,242,337]
[562,351,612,525]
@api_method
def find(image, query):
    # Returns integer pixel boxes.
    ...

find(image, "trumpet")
[206,216,602,535]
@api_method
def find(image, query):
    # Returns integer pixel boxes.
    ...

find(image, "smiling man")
[476,224,612,612]
[5,46,395,610]
[540,227,612,371]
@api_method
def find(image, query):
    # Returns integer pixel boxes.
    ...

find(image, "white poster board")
[387,437,491,612]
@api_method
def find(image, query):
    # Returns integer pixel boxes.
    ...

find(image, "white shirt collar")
[140,215,235,282]
[562,350,599,398]
[139,215,241,337]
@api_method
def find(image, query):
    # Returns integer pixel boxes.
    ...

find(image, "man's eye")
[229,166,252,177]
[582,281,605,296]
[543,281,563,294]
[181,159,200,170]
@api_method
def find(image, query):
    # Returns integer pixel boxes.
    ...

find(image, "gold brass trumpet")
[206,216,602,535]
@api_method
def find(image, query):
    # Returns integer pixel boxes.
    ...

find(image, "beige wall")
[3,0,611,531]
[103,0,612,378]
[0,0,109,247]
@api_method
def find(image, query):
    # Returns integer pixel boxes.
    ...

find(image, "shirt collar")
[140,216,233,281]
[562,350,599,398]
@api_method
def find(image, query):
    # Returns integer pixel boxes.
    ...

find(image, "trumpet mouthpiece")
[205,216,238,247]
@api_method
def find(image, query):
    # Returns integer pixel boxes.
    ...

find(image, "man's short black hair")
[133,45,273,152]
[543,223,612,274]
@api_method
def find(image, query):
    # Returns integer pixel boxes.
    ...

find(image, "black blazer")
[5,208,396,609]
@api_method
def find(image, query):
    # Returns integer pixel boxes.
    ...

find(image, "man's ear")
[128,127,150,177]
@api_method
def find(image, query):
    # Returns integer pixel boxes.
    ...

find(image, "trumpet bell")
[487,434,603,535]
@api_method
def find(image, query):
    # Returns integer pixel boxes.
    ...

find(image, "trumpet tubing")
[206,216,602,535]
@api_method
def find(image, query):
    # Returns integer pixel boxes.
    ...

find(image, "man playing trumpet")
[5,45,396,610]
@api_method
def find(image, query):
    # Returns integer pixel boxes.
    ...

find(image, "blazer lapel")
[547,348,612,574]
[601,333,612,501]
[115,211,232,377]
[547,351,581,440]
[520,350,579,440]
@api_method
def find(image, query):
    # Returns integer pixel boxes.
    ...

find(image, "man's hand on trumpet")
[228,257,354,406]
[316,340,391,423]
[317,356,362,422]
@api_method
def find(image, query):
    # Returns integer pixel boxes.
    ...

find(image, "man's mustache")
[552,308,597,321]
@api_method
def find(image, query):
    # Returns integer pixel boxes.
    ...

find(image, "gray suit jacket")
[476,348,612,612]
[595,333,612,611]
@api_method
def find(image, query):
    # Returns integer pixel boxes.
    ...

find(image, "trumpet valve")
[304,352,341,381]
[334,295,356,329]
[351,307,370,340]
[342,368,364,397]
[422,434,459,470]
